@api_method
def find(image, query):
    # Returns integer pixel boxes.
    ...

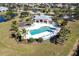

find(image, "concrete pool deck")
[20,22,61,40]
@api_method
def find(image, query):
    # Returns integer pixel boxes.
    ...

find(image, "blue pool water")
[0,16,6,23]
[30,26,56,35]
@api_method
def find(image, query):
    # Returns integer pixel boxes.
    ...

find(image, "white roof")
[63,15,70,19]
[32,14,53,21]
[0,7,8,11]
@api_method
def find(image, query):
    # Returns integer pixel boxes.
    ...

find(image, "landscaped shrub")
[29,38,43,43]
[11,31,16,38]
[26,19,29,22]
[29,38,36,43]
[36,38,43,43]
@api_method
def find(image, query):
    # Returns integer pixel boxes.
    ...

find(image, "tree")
[26,19,29,22]
[6,10,14,20]
[74,7,79,20]
[17,30,22,42]
[57,18,68,26]
[11,21,18,31]
[53,8,63,21]
[6,10,14,15]
[57,27,70,44]
[22,28,26,33]
[10,30,16,38]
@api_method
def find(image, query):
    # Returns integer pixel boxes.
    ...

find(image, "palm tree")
[11,21,18,31]
[57,27,70,44]
[17,30,22,42]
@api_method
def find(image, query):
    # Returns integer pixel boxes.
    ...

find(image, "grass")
[0,17,79,56]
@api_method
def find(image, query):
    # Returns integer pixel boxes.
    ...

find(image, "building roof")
[62,15,70,19]
[32,14,53,21]
[0,7,8,11]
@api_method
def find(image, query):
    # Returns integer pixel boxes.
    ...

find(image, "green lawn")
[0,17,79,56]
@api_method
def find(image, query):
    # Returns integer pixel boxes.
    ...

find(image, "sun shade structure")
[0,7,8,12]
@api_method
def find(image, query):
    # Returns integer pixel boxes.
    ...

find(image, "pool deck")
[22,23,61,40]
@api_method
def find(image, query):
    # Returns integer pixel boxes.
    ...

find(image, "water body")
[0,16,6,23]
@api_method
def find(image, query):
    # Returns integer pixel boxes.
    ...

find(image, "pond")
[0,16,6,23]
[0,13,17,23]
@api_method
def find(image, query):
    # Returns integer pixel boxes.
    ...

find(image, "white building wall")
[0,7,8,12]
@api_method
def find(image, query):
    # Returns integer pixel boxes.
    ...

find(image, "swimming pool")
[30,26,56,35]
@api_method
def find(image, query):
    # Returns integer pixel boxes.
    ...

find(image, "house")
[32,14,53,24]
[0,7,8,12]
